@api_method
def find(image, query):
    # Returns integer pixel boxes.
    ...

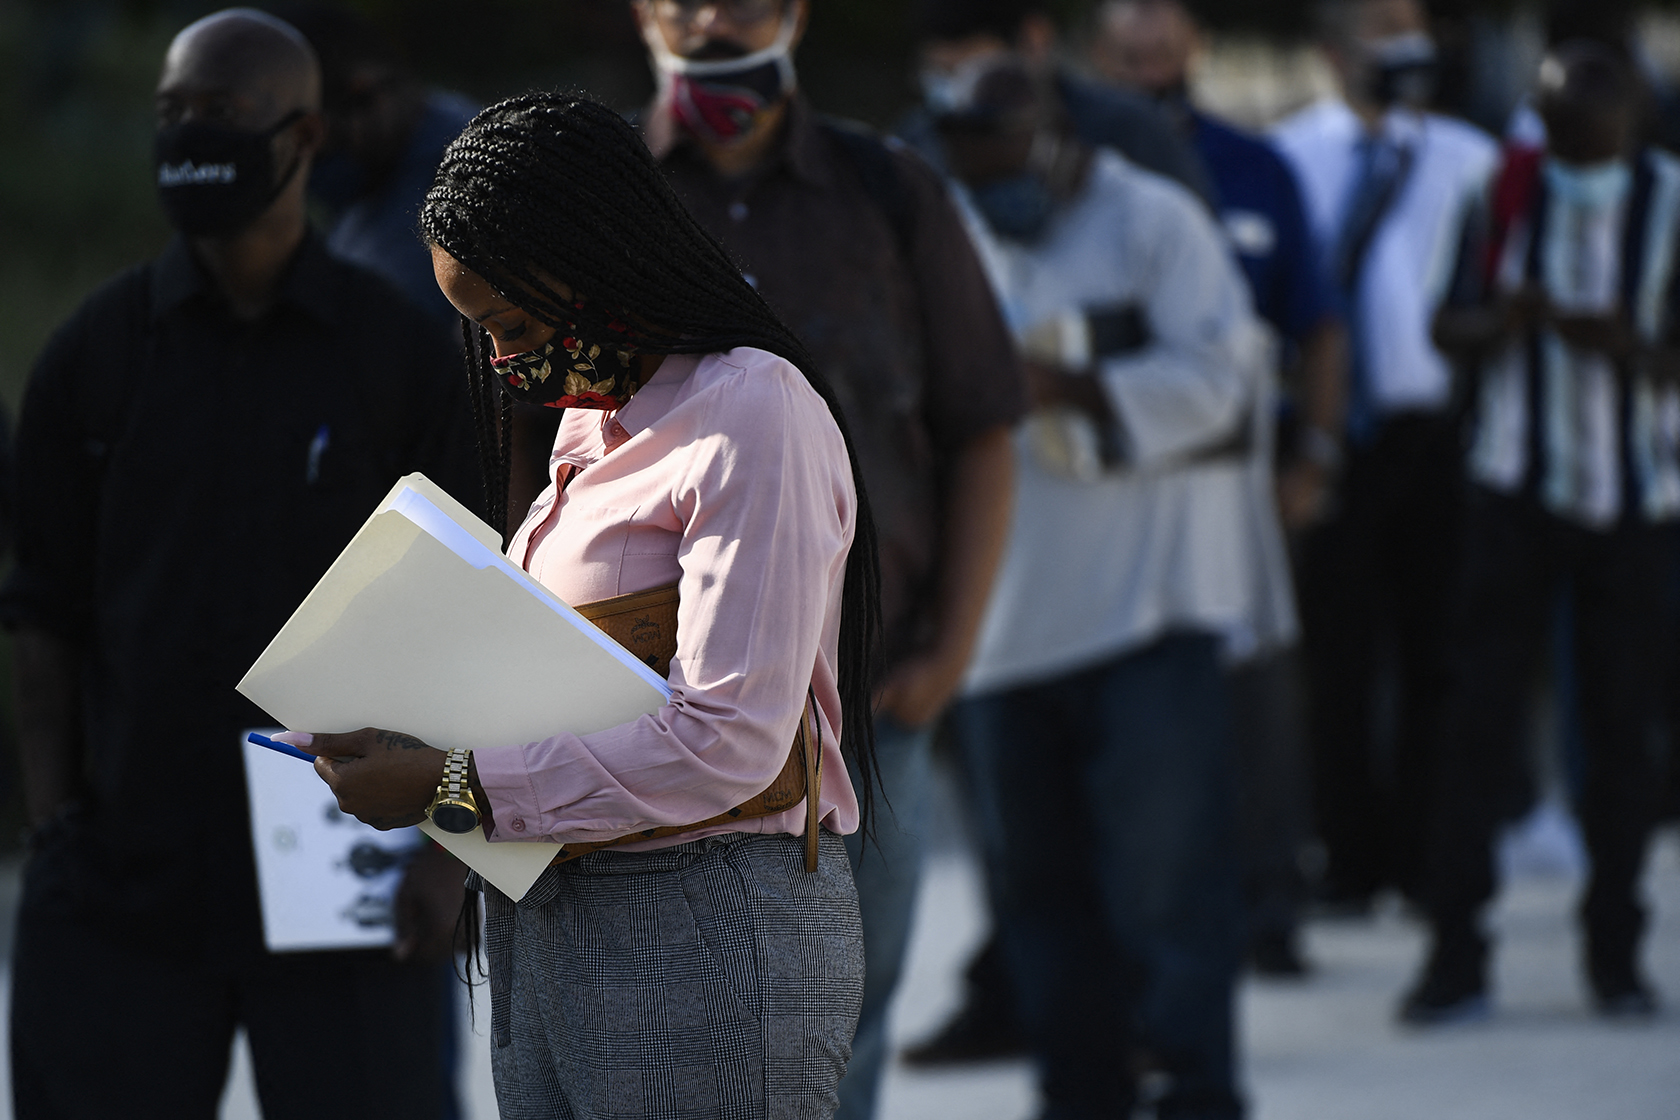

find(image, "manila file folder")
[237,473,671,902]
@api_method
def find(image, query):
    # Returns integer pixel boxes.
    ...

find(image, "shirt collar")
[644,94,835,191]
[613,353,699,439]
[149,230,347,326]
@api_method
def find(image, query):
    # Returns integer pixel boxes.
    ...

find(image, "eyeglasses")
[653,0,782,26]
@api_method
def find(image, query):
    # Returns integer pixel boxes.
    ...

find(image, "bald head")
[154,8,326,247]
[158,8,321,129]
[1093,0,1198,96]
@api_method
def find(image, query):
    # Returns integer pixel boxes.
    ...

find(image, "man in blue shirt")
[1096,0,1348,977]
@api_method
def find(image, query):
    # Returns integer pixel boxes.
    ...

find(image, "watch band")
[441,748,471,801]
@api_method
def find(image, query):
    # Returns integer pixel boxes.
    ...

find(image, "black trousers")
[1424,491,1672,977]
[11,828,457,1120]
[1228,649,1310,944]
[1296,413,1463,902]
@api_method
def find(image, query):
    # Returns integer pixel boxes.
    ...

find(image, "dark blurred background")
[0,0,1670,851]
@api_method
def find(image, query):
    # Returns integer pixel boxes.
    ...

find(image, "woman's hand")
[272,728,446,831]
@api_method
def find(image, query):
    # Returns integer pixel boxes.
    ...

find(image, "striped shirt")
[1454,147,1680,527]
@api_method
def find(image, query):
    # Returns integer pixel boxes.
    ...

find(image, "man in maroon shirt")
[630,2,1027,1116]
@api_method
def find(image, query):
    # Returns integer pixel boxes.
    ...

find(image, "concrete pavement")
[2,815,1676,1118]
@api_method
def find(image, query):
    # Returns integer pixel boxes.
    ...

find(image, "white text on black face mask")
[158,161,237,187]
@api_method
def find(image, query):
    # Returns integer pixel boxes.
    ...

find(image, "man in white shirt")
[912,5,1273,1113]
[1272,0,1499,915]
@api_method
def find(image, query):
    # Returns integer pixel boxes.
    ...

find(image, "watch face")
[431,802,479,835]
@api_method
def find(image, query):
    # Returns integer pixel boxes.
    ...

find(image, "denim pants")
[951,633,1244,1120]
[835,716,936,1120]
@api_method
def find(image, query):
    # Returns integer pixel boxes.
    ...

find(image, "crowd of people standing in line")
[3,0,1678,1118]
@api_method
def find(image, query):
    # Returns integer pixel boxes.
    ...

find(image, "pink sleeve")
[471,362,855,844]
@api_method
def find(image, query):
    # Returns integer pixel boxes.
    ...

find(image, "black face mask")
[1362,34,1439,110]
[154,109,305,237]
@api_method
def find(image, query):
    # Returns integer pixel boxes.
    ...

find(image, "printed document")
[241,727,425,952]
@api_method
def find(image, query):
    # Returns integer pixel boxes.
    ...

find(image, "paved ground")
[2,808,1677,1119]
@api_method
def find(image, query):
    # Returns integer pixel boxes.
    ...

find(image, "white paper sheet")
[237,474,672,901]
[241,729,424,952]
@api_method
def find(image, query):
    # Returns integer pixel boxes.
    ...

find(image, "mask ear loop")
[643,5,801,90]
[257,108,312,213]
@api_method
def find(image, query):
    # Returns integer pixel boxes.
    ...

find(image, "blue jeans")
[835,716,935,1120]
[951,632,1244,1120]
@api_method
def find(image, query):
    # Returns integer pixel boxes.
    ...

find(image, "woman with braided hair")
[284,91,880,1117]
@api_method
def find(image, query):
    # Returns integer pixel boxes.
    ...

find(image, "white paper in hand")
[241,729,424,952]
[237,475,671,901]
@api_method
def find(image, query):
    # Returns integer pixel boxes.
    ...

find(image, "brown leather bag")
[547,583,824,872]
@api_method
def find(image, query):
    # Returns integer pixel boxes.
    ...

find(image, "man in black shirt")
[631,3,1028,1117]
[4,12,475,1119]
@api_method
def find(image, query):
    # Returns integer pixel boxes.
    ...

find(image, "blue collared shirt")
[1190,108,1336,346]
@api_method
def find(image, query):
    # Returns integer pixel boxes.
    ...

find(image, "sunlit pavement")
[2,812,1677,1119]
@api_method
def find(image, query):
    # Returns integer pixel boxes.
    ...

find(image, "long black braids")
[422,91,884,841]
[459,317,513,538]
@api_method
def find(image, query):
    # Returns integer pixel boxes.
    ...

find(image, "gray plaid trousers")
[473,831,864,1119]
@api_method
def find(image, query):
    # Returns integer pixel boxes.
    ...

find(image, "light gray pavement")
[1,813,1677,1119]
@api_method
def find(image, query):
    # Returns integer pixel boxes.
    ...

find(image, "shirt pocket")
[617,514,683,599]
[530,503,641,603]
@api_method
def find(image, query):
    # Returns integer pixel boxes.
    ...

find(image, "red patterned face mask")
[490,324,641,410]
[668,66,784,145]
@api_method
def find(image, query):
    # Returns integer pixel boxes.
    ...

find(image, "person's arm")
[3,297,105,829]
[1091,179,1255,465]
[874,151,1028,727]
[875,425,1013,727]
[13,628,85,828]
[1266,150,1348,528]
[1428,177,1545,363]
[1433,287,1547,359]
[1276,318,1348,530]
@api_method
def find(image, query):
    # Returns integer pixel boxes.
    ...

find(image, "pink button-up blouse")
[471,348,861,850]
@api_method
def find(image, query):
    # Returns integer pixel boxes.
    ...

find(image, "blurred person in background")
[1406,41,1680,1025]
[1271,0,1499,917]
[3,11,475,1118]
[629,2,1027,1117]
[898,0,1215,1069]
[270,2,476,327]
[898,0,1211,205]
[907,4,1274,1113]
[1095,0,1347,979]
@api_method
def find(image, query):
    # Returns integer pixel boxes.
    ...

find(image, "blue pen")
[306,423,330,485]
[249,732,316,762]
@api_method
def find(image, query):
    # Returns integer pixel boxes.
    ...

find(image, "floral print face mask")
[489,322,642,410]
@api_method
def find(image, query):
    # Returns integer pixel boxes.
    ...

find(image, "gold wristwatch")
[425,748,481,834]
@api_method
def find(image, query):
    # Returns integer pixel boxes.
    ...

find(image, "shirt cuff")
[471,741,555,842]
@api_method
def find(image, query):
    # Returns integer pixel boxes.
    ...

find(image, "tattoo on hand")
[374,730,429,752]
